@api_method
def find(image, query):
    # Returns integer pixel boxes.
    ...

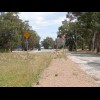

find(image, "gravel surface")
[33,58,100,87]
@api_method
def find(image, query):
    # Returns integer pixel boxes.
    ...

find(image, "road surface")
[12,49,56,53]
[30,49,55,53]
[67,52,100,84]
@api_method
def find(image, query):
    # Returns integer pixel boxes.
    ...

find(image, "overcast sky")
[18,12,67,41]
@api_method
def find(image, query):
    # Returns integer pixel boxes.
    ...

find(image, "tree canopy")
[42,37,54,49]
[58,12,100,52]
[0,12,40,52]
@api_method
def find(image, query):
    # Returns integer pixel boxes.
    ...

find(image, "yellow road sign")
[24,32,30,38]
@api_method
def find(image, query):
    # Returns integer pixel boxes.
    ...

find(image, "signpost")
[24,32,30,51]
[24,32,30,59]
[24,32,30,39]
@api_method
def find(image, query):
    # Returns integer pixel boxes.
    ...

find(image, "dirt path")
[32,57,100,87]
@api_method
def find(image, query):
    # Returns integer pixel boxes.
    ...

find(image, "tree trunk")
[97,47,100,53]
[96,36,100,53]
[81,41,84,50]
[92,31,97,52]
[69,45,73,51]
[88,41,92,51]
[75,41,77,51]
[10,48,12,52]
[81,38,84,51]
[75,32,77,51]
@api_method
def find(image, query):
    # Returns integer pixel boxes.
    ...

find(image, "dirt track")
[33,57,100,87]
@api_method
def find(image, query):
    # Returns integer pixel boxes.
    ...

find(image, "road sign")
[24,32,30,39]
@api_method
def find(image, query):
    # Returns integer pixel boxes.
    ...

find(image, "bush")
[0,49,10,53]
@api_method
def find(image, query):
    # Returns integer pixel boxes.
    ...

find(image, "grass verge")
[0,52,52,87]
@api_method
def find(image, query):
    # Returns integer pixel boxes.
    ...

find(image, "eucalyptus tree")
[0,12,40,52]
[42,37,54,49]
[0,12,21,51]
[60,12,100,53]
[71,12,100,52]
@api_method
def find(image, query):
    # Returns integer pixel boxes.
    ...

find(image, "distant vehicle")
[49,46,52,49]
[38,44,41,51]
[41,46,44,49]
[16,46,22,51]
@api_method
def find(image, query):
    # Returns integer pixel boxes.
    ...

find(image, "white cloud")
[52,16,66,25]
[36,16,44,21]
[33,16,66,28]
[35,16,49,26]
[18,12,67,41]
[19,12,57,21]
[32,26,40,30]
[19,12,66,27]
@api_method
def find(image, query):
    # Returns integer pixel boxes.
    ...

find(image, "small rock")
[55,74,58,77]
[36,81,39,85]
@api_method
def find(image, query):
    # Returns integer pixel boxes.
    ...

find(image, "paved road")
[67,52,100,83]
[13,49,56,53]
[29,49,56,53]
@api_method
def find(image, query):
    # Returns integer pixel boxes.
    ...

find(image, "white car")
[41,46,44,49]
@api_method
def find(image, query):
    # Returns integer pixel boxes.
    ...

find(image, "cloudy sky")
[18,12,67,41]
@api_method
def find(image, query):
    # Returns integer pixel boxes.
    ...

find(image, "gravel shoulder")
[32,57,100,87]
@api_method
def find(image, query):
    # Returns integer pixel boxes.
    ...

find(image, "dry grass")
[0,52,52,87]
[51,49,67,60]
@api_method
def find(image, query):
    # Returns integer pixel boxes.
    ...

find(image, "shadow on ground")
[87,62,100,70]
[70,52,100,58]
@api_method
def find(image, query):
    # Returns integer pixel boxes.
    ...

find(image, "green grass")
[0,52,52,87]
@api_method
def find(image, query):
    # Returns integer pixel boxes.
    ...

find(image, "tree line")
[0,12,40,52]
[41,37,55,49]
[41,36,65,49]
[58,12,100,53]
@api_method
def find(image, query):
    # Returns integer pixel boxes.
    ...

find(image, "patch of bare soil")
[33,57,100,87]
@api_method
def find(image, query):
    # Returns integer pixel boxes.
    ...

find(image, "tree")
[58,20,78,51]
[0,12,40,52]
[42,37,54,49]
[58,12,100,53]
[28,30,40,50]
[0,12,22,52]
[71,12,100,53]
